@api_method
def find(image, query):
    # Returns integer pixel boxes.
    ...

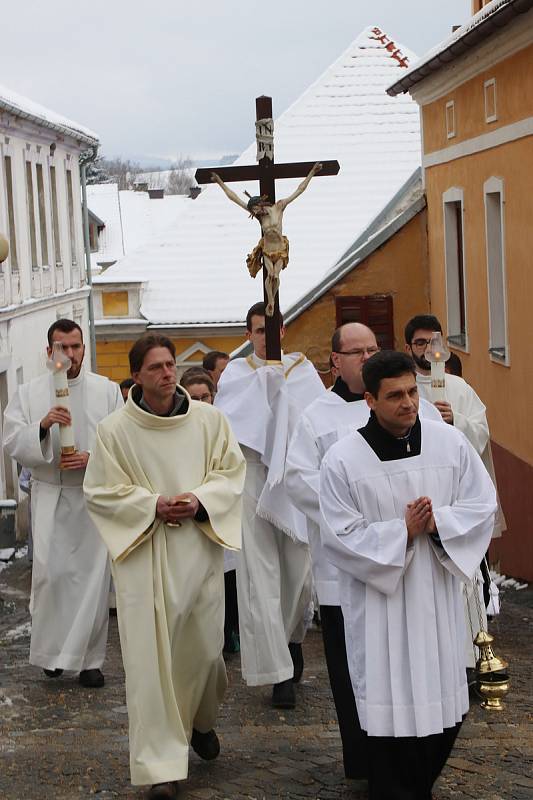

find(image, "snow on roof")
[0,83,98,144]
[99,26,421,326]
[388,0,530,95]
[134,169,195,191]
[87,184,190,268]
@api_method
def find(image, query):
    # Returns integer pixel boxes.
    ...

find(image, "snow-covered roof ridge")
[98,25,421,326]
[0,83,98,145]
[387,0,533,95]
[87,185,191,270]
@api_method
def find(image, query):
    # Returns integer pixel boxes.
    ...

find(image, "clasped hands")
[156,492,200,526]
[405,496,437,542]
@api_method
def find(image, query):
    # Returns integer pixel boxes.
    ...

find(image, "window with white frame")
[36,163,50,267]
[2,154,18,270]
[49,164,62,266]
[25,159,39,269]
[484,177,508,363]
[484,79,497,123]
[443,187,467,349]
[446,100,455,139]
[66,167,77,267]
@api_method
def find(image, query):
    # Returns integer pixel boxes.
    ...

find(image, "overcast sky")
[3,1,469,164]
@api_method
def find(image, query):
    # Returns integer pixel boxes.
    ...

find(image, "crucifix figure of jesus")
[211,161,322,317]
[195,95,339,360]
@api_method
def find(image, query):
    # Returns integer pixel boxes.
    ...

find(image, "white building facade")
[0,85,99,500]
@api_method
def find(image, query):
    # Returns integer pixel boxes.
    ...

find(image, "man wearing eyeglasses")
[404,314,506,678]
[286,323,441,784]
[404,315,497,460]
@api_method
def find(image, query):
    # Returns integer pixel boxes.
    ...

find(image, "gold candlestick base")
[59,446,77,469]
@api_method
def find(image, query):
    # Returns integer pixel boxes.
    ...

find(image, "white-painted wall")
[0,102,97,500]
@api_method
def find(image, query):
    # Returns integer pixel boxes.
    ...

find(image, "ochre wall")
[102,292,129,317]
[490,442,533,582]
[424,137,533,467]
[282,209,429,359]
[422,39,533,578]
[422,43,533,154]
[96,335,244,382]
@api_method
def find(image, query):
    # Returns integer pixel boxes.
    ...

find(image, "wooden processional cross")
[195,96,340,361]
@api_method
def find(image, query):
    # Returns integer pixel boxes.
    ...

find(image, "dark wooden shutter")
[335,295,394,349]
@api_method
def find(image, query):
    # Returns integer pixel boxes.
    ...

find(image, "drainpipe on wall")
[79,147,98,371]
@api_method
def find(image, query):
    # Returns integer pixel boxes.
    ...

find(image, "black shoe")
[146,783,179,799]
[345,769,369,780]
[191,728,220,760]
[289,641,303,683]
[79,668,105,688]
[43,668,63,678]
[272,678,296,709]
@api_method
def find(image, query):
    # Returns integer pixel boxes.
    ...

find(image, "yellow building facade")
[389,2,533,579]
[96,334,244,383]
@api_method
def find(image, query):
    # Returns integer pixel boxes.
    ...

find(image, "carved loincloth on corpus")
[246,236,289,278]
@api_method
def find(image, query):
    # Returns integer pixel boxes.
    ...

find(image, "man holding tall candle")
[404,315,499,470]
[404,314,506,674]
[3,319,123,687]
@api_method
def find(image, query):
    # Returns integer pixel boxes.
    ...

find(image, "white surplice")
[83,391,245,785]
[215,352,325,685]
[319,419,497,738]
[286,394,442,606]
[3,369,123,671]
[417,372,505,665]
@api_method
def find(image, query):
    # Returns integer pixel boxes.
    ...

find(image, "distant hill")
[108,154,238,170]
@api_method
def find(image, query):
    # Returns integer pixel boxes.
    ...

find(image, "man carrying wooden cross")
[215,302,325,709]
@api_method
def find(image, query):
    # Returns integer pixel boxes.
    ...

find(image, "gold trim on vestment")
[245,353,305,378]
[283,353,305,379]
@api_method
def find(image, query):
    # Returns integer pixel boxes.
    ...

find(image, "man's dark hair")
[181,371,215,395]
[120,378,135,391]
[404,315,442,345]
[47,319,83,347]
[202,351,229,371]
[446,351,463,377]
[362,351,416,397]
[129,334,176,374]
[180,366,211,384]
[246,301,284,331]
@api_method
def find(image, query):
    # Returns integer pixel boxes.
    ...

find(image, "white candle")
[53,369,76,453]
[430,360,446,403]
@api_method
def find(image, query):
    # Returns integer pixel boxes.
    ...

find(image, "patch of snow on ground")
[490,571,529,591]
[0,548,15,561]
[3,621,31,641]
[15,545,28,560]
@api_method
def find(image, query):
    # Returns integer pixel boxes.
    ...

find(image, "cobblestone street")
[1,555,532,800]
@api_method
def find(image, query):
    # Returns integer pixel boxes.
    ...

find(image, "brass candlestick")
[474,630,510,711]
